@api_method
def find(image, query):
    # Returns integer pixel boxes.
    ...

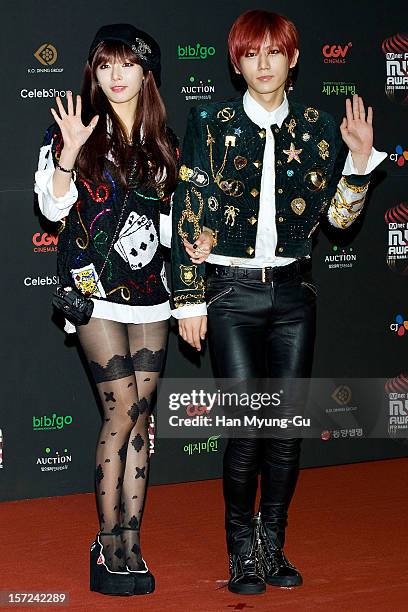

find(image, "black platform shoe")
[120,527,155,595]
[257,517,303,587]
[90,533,136,596]
[227,523,266,595]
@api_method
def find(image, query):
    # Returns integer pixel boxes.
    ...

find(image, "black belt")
[206,259,311,284]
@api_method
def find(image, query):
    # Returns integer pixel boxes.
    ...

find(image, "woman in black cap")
[35,23,212,597]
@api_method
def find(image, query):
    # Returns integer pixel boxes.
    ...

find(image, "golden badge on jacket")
[180,265,197,286]
[317,140,330,160]
[291,198,306,215]
[304,107,319,123]
[217,107,235,122]
[304,168,327,191]
[234,155,248,170]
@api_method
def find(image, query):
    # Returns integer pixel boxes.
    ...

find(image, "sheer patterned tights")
[77,318,168,571]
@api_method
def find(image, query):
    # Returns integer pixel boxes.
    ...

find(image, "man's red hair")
[228,10,299,69]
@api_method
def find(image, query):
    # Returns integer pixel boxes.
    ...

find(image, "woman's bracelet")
[55,161,75,174]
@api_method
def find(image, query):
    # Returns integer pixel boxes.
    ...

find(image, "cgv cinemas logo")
[32,232,58,253]
[322,43,352,63]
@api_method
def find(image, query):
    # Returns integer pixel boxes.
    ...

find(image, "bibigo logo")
[177,43,216,60]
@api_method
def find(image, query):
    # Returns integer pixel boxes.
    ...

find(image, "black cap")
[89,23,161,86]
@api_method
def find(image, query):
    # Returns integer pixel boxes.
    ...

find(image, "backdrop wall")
[0,0,407,501]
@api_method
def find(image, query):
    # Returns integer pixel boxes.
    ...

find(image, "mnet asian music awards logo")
[36,446,72,472]
[180,75,215,101]
[177,43,216,60]
[324,244,358,269]
[390,314,408,336]
[382,33,408,106]
[385,202,408,275]
[322,43,352,64]
[27,43,64,74]
[387,392,408,436]
[32,232,58,254]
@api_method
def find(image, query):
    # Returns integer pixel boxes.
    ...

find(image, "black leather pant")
[206,263,316,554]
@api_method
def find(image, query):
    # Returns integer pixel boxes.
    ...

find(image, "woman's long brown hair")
[76,41,177,193]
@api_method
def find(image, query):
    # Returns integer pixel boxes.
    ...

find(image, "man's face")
[235,34,298,98]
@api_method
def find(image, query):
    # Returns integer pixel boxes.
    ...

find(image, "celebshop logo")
[390,314,408,336]
[177,43,216,60]
[20,88,67,100]
[24,275,59,287]
[322,43,352,63]
[32,232,58,253]
[389,145,408,167]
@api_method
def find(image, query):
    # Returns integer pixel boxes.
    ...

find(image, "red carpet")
[0,458,407,611]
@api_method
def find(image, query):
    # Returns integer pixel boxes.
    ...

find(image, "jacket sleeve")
[34,124,78,222]
[324,118,371,230]
[171,107,210,310]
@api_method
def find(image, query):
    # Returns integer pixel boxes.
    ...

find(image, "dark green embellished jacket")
[171,97,370,309]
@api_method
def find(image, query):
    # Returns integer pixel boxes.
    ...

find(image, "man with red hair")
[171,10,385,594]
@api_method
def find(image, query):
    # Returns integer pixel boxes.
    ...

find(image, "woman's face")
[95,55,144,107]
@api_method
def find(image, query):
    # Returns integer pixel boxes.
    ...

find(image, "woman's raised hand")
[51,91,99,152]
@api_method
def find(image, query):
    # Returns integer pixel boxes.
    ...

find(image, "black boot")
[228,525,266,595]
[120,527,155,595]
[257,518,302,587]
[90,532,136,596]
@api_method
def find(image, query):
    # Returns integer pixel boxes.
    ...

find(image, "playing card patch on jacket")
[114,212,159,270]
[70,264,106,298]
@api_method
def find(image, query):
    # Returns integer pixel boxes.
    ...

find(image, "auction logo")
[322,81,356,96]
[382,33,408,106]
[36,446,72,472]
[180,75,215,101]
[33,413,73,431]
[385,202,408,274]
[177,43,216,60]
[390,314,408,336]
[34,43,58,66]
[324,244,358,269]
[322,43,352,63]
[32,232,58,254]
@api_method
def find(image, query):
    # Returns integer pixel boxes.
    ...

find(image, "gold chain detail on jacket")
[342,176,370,193]
[206,125,231,184]
[177,186,204,241]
